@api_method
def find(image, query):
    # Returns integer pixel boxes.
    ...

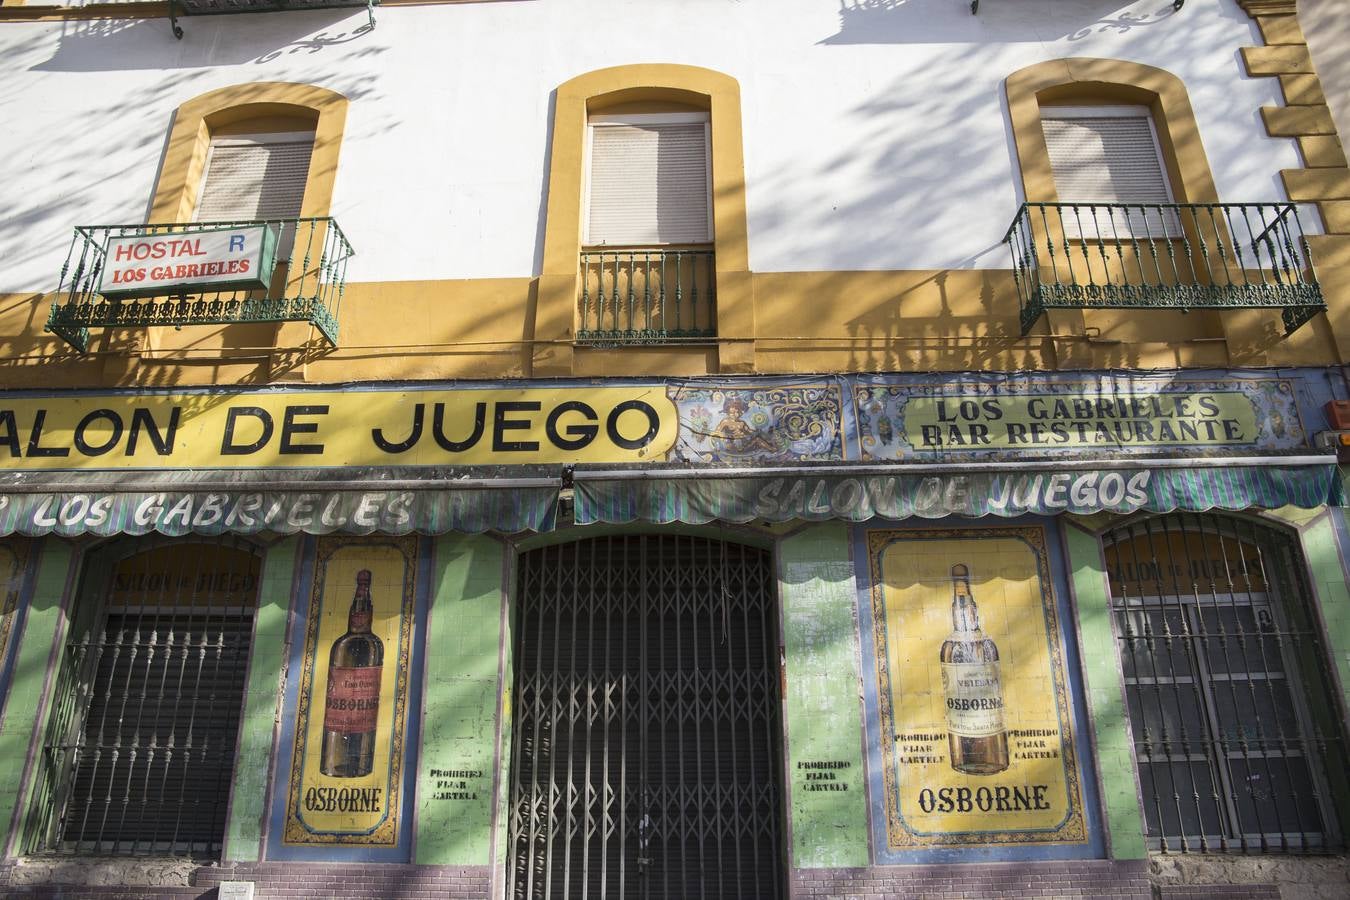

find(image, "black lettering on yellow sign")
[367,400,662,456]
[0,389,675,469]
[916,392,1252,450]
[303,786,384,813]
[221,405,329,456]
[0,407,180,459]
[916,785,1052,814]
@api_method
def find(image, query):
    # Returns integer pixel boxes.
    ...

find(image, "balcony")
[46,218,353,354]
[176,0,372,10]
[1003,202,1325,336]
[577,248,717,346]
[169,0,377,39]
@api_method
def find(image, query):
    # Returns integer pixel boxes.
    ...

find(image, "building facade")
[0,0,1348,897]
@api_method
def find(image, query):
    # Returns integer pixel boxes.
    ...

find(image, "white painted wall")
[0,0,1302,288]
[1302,0,1350,148]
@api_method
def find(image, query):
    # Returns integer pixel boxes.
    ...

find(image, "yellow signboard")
[285,537,417,847]
[867,527,1086,848]
[0,387,678,470]
[903,391,1258,452]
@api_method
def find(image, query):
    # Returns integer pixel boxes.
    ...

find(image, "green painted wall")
[225,536,299,862]
[415,534,505,867]
[780,523,869,869]
[494,558,515,873]
[1297,512,1350,827]
[1318,512,1350,714]
[1063,523,1147,860]
[0,540,72,857]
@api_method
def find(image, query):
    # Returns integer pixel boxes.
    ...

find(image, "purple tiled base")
[0,862,493,900]
[791,858,1153,899]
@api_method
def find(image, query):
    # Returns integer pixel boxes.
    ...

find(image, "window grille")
[507,535,785,899]
[1104,513,1345,853]
[32,538,261,858]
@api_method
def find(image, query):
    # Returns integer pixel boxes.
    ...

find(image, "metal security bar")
[1104,514,1346,854]
[46,218,353,353]
[578,249,717,345]
[31,538,261,857]
[1003,202,1324,336]
[508,535,784,899]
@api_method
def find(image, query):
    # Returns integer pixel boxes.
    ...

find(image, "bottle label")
[941,661,1005,738]
[323,665,382,734]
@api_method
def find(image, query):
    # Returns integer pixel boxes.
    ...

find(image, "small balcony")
[176,0,372,10]
[169,0,377,39]
[46,218,353,354]
[1003,202,1325,336]
[577,248,717,346]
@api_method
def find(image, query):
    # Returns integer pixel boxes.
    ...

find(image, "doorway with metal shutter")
[1103,513,1346,854]
[28,537,262,858]
[507,534,786,900]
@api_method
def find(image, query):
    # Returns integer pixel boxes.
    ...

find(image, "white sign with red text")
[99,224,277,298]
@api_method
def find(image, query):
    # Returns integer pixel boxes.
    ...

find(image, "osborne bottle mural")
[865,528,1088,851]
[285,538,416,848]
[320,570,385,778]
[939,564,1009,776]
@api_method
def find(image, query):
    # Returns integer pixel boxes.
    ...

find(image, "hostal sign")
[99,224,278,298]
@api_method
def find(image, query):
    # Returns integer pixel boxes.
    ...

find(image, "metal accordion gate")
[507,534,785,900]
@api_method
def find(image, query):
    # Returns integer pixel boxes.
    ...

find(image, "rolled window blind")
[1042,114,1178,236]
[587,122,711,245]
[195,138,314,222]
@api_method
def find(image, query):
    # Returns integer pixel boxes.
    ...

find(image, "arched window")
[1038,104,1180,237]
[151,81,348,224]
[540,65,747,350]
[1103,513,1345,853]
[29,537,263,857]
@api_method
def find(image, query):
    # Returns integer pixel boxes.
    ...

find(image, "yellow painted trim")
[1003,59,1245,356]
[535,64,752,373]
[1005,58,1219,206]
[149,82,349,223]
[540,64,747,275]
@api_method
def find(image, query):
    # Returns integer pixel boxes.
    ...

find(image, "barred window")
[30,538,260,858]
[1104,514,1345,853]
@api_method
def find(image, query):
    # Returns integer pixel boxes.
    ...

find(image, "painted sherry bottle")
[940,563,1009,775]
[320,569,384,777]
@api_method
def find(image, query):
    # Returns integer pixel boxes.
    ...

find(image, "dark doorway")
[507,534,785,899]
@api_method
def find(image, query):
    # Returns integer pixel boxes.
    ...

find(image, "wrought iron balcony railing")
[578,248,717,345]
[46,218,353,354]
[1003,202,1325,336]
[169,0,377,39]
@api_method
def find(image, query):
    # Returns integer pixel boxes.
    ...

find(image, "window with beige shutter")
[1040,107,1180,237]
[194,132,315,223]
[585,113,712,246]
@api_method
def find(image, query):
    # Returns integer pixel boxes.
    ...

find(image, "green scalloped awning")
[0,467,559,537]
[573,457,1343,525]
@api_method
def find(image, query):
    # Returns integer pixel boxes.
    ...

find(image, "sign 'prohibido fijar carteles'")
[98,224,277,298]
